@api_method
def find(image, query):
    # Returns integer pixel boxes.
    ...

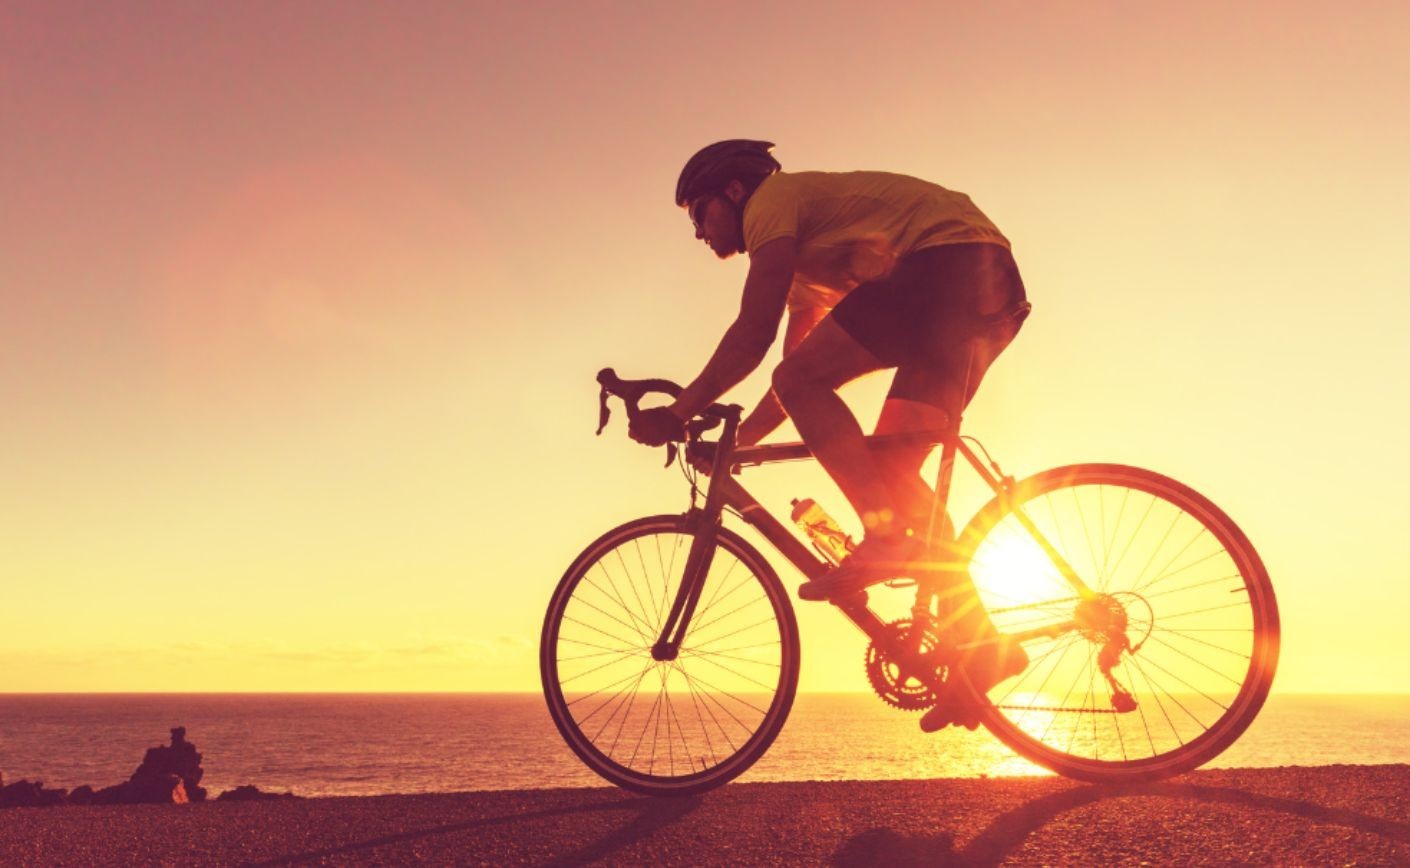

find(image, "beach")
[2,764,1407,865]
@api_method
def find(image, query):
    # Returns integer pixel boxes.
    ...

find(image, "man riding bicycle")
[628,140,1028,730]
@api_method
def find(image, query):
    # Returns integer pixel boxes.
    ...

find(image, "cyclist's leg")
[860,242,1028,537]
[770,317,900,535]
[871,396,952,535]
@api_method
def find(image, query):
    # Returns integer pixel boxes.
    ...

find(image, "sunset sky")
[3,1,1407,694]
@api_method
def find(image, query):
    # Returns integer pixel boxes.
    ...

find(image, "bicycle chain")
[992,703,1125,714]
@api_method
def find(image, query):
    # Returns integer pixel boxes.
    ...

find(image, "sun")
[967,532,1076,623]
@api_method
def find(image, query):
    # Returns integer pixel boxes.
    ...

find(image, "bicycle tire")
[958,464,1279,783]
[541,515,800,795]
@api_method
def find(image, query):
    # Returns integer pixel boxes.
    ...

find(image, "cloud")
[0,635,533,669]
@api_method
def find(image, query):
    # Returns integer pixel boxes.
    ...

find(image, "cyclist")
[628,140,1028,729]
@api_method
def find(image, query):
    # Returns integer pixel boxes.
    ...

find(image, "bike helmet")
[674,140,781,207]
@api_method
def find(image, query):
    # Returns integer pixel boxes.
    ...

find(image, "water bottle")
[790,497,856,566]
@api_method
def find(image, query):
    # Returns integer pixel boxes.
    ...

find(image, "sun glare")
[969,534,1073,617]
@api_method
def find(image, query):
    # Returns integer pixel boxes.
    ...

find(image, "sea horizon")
[4,693,1409,798]
[5,690,1408,696]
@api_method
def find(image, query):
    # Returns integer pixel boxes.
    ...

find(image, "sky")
[2,0,1407,693]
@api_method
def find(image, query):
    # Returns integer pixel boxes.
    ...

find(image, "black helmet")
[675,139,781,207]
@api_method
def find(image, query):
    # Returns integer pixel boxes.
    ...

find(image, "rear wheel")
[541,515,799,795]
[959,465,1279,782]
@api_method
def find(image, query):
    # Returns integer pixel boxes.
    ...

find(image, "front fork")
[650,408,741,661]
[651,507,718,661]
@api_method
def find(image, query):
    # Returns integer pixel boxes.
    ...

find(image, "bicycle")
[541,368,1279,795]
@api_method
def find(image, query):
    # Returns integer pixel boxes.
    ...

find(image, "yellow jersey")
[742,171,1009,312]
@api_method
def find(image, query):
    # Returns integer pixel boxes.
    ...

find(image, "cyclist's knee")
[771,357,813,405]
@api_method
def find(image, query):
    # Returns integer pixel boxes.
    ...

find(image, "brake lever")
[664,443,678,468]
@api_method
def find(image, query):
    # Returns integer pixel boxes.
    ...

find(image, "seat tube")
[924,425,960,551]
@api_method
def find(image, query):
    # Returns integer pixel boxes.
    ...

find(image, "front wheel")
[541,515,800,795]
[959,464,1279,783]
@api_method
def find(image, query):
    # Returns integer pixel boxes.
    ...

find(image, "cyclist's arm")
[736,304,829,447]
[670,237,796,420]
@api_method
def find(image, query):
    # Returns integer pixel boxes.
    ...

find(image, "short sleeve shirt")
[742,171,1010,313]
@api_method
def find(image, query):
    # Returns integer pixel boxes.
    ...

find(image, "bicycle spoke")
[1159,600,1254,619]
[688,591,771,640]
[1100,486,1131,593]
[559,635,645,654]
[562,615,643,650]
[997,631,1082,707]
[695,557,744,623]
[629,539,660,632]
[680,649,779,692]
[1071,485,1101,591]
[588,562,654,640]
[608,665,654,759]
[680,647,782,668]
[675,668,770,718]
[689,639,784,656]
[560,647,650,663]
[1135,527,1210,596]
[1136,544,1227,596]
[676,664,744,752]
[570,595,653,646]
[1142,633,1247,689]
[1036,637,1096,743]
[1149,626,1252,659]
[648,535,666,628]
[1128,509,1183,598]
[663,534,685,627]
[1143,572,1244,600]
[1133,652,1228,718]
[590,663,654,744]
[560,648,648,687]
[569,664,658,710]
[1106,492,1158,589]
[1128,651,1185,748]
[686,614,783,651]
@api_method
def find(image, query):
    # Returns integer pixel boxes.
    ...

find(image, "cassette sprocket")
[865,618,948,711]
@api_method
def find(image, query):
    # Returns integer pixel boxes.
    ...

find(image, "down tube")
[718,477,831,583]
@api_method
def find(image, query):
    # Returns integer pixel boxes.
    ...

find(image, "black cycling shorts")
[828,242,1027,414]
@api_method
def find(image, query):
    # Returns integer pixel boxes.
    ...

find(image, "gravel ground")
[2,764,1407,866]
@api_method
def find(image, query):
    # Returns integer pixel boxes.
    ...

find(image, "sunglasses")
[688,195,717,231]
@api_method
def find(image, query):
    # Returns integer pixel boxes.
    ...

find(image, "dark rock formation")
[0,779,69,808]
[92,773,187,805]
[91,727,204,804]
[1,726,210,809]
[216,784,299,801]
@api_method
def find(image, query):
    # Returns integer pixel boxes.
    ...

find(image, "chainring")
[865,619,949,711]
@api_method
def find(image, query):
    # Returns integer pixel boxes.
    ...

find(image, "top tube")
[731,429,951,468]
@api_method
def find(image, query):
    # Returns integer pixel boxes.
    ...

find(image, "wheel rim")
[963,467,1276,774]
[544,523,795,788]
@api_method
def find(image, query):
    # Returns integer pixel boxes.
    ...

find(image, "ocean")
[1,694,1407,798]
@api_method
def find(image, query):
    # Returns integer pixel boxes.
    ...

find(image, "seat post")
[923,424,960,551]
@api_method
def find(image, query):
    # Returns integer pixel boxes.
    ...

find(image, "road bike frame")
[648,405,1105,691]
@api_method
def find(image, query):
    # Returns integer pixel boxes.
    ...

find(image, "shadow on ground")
[251,793,700,866]
[836,779,1410,866]
[251,776,1410,865]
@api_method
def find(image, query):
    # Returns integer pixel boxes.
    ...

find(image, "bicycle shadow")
[833,779,1410,867]
[251,791,701,866]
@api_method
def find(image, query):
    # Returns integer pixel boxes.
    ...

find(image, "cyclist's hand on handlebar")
[628,405,686,447]
[685,440,715,475]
